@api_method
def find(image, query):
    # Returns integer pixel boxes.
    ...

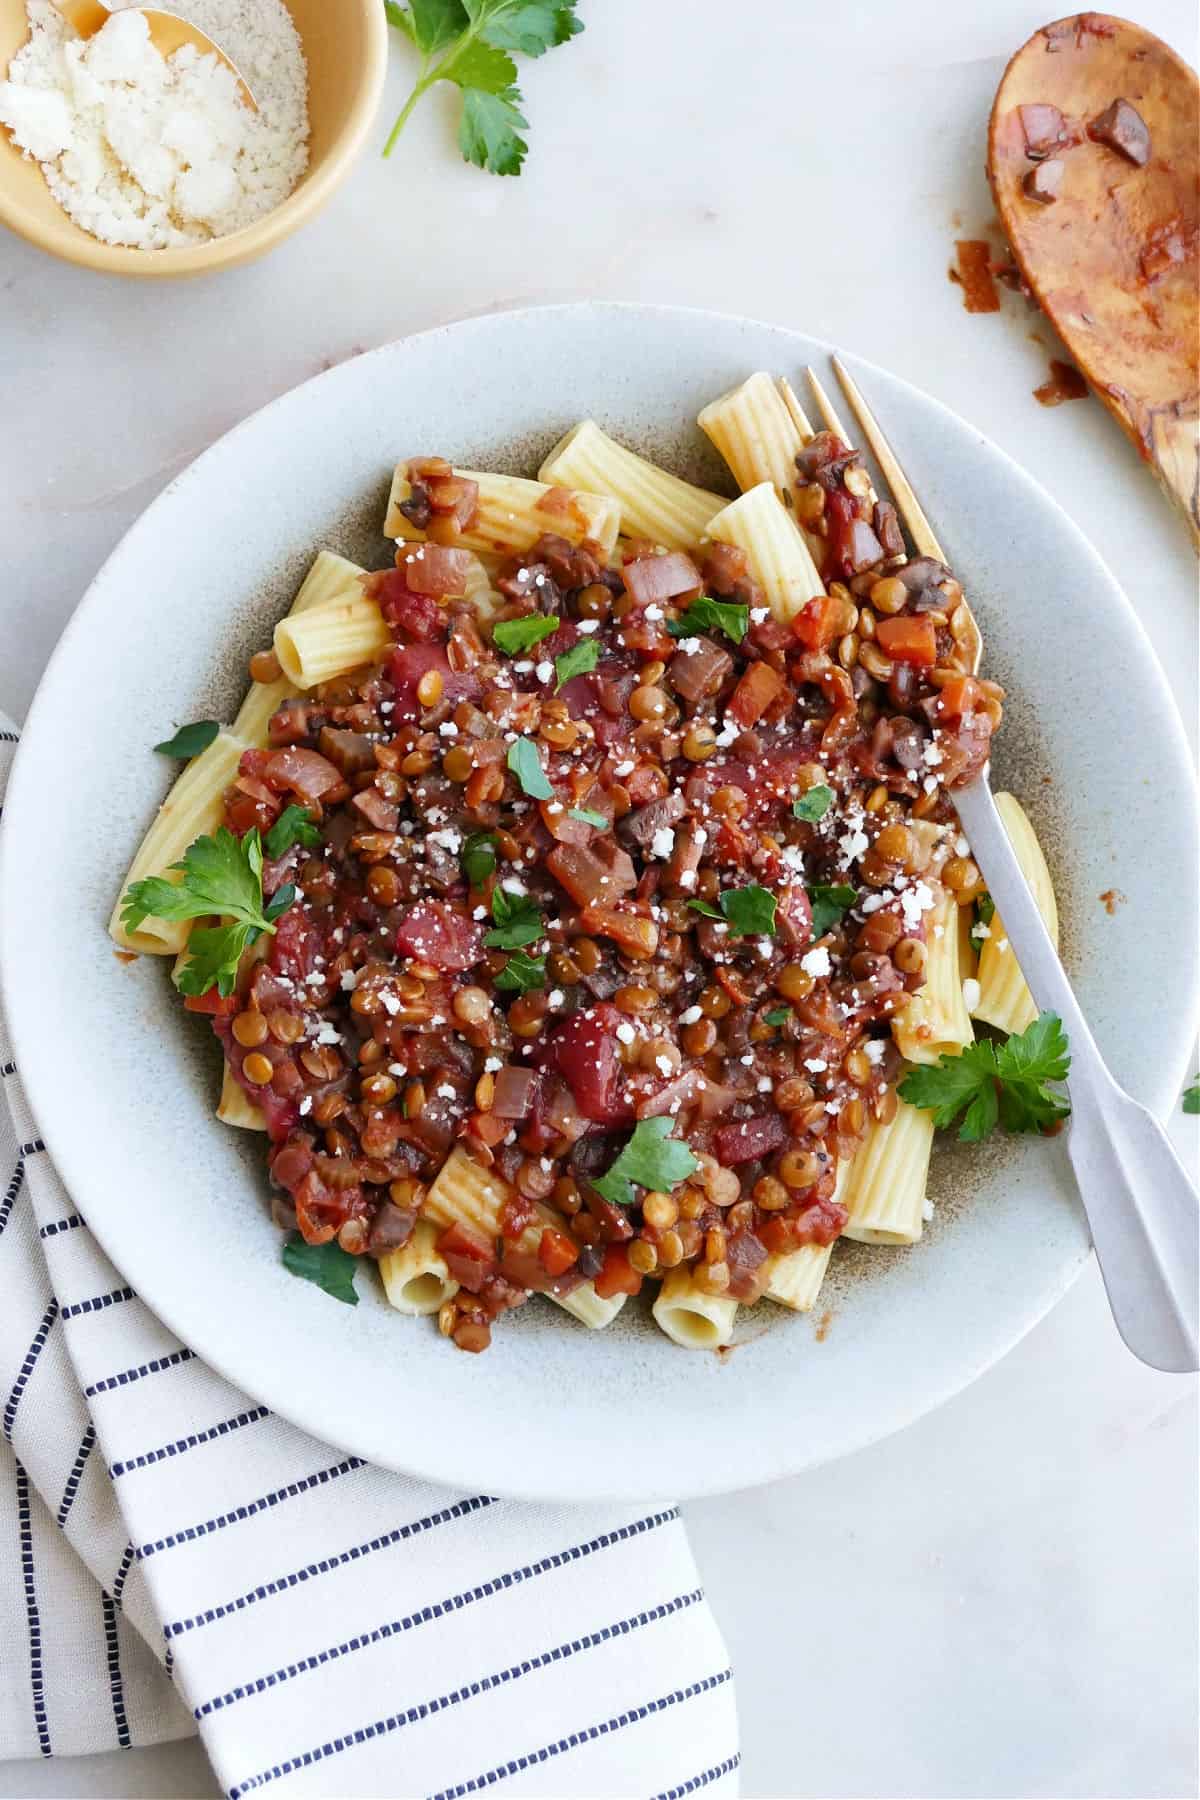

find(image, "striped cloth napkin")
[0,718,739,1797]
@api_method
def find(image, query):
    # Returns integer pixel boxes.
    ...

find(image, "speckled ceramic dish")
[2,304,1195,1501]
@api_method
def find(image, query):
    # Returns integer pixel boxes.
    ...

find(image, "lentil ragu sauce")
[209,442,1002,1351]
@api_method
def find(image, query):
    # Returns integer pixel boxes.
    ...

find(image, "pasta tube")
[973,792,1059,1036]
[234,552,367,745]
[423,1145,626,1330]
[538,420,726,551]
[841,1098,934,1246]
[378,1221,459,1317]
[892,894,975,1065]
[762,1160,851,1312]
[705,482,825,623]
[698,371,805,499]
[216,1065,266,1131]
[651,1266,737,1350]
[385,464,620,561]
[274,595,391,690]
[108,730,250,955]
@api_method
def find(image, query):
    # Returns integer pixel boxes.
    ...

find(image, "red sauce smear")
[952,241,1001,313]
[1034,360,1090,406]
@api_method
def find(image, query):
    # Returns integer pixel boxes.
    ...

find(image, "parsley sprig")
[485,884,544,949]
[687,884,777,938]
[592,1119,699,1208]
[121,827,296,998]
[384,0,583,176]
[667,595,748,645]
[283,1235,360,1305]
[899,1012,1072,1142]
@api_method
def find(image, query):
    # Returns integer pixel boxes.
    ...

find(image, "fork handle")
[953,776,1198,1372]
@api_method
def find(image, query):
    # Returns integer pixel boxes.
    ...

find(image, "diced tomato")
[540,1003,636,1126]
[183,988,241,1016]
[538,1227,579,1278]
[727,660,786,726]
[791,595,842,651]
[876,615,937,667]
[436,1221,496,1293]
[367,569,443,638]
[269,901,324,984]
[387,642,481,722]
[467,1111,510,1149]
[395,901,484,972]
[593,1243,643,1299]
[713,1113,788,1165]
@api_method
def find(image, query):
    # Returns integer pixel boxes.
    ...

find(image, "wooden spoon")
[988,13,1198,545]
[53,0,256,109]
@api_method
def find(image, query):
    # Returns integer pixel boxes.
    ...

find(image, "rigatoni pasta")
[539,419,726,549]
[386,461,620,561]
[274,592,391,689]
[652,1266,738,1350]
[892,893,975,1065]
[705,482,824,622]
[842,1100,935,1246]
[973,792,1058,1035]
[109,729,249,954]
[234,551,367,744]
[378,1221,458,1316]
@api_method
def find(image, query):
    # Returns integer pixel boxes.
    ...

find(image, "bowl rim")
[2,299,1196,1501]
[0,0,389,278]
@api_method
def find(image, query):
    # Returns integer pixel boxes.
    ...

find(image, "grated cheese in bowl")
[0,0,309,249]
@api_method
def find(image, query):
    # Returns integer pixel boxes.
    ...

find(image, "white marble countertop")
[1,1,1196,1794]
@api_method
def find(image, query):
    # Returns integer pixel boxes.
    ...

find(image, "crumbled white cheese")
[922,1197,935,1222]
[923,742,943,767]
[548,989,565,1008]
[804,1058,828,1073]
[801,946,832,979]
[614,760,635,778]
[438,721,459,738]
[428,827,462,854]
[615,1022,636,1045]
[864,1038,887,1065]
[483,1056,503,1073]
[535,661,554,685]
[314,1023,341,1045]
[577,619,600,634]
[898,881,935,930]
[674,636,703,655]
[0,0,309,249]
[962,977,981,1012]
[436,1084,457,1101]
[715,722,739,747]
[650,826,676,859]
[679,1005,702,1026]
[339,969,359,991]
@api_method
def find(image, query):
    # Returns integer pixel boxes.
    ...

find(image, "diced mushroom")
[1088,97,1151,167]
[668,636,733,704]
[1023,158,1064,203]
[620,791,686,851]
[1018,101,1069,159]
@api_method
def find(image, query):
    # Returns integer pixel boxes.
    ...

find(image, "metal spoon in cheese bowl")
[53,0,256,107]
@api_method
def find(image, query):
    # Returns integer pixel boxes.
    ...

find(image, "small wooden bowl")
[0,0,387,277]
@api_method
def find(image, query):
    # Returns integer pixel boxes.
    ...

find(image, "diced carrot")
[538,1227,579,1278]
[593,1243,643,1299]
[183,989,240,1016]
[791,595,842,651]
[727,660,786,726]
[935,674,982,720]
[875,615,937,666]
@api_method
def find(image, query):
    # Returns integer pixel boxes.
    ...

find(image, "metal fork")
[798,356,1198,1374]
